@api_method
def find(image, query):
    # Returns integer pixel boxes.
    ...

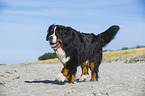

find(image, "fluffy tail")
[99,25,120,47]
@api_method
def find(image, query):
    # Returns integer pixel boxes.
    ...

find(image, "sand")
[0,62,145,96]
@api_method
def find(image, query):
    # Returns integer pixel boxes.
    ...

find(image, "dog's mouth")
[50,42,60,49]
[50,40,63,50]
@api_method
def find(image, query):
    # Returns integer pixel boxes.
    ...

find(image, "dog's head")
[46,24,74,50]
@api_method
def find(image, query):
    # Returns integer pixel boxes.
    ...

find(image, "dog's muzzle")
[46,34,63,50]
[50,42,61,49]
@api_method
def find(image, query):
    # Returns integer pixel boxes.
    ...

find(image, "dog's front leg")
[68,73,75,84]
[56,67,69,82]
[67,67,77,84]
[56,67,76,84]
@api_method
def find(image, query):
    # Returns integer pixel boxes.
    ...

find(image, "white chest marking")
[56,47,70,65]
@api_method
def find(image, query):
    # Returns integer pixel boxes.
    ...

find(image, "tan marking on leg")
[81,60,89,75]
[68,74,75,84]
[61,67,76,83]
[56,67,69,82]
[89,62,97,81]
[79,66,89,81]
[61,67,69,78]
[91,72,96,81]
[81,66,88,76]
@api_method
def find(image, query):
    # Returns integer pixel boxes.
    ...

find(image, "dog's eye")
[56,32,59,35]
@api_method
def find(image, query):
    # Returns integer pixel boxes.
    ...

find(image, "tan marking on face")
[56,39,63,48]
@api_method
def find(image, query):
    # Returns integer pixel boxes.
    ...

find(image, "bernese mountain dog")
[46,24,120,84]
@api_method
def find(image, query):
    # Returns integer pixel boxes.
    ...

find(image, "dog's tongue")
[50,43,57,48]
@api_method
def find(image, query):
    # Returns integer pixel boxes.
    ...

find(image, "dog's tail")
[98,25,120,47]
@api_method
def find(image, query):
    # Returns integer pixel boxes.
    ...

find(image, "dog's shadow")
[24,79,84,85]
[24,79,67,85]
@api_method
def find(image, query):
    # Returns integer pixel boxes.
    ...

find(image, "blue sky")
[0,0,145,65]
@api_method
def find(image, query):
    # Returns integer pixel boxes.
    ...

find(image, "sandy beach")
[0,62,145,96]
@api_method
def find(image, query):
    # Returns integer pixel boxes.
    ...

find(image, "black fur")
[46,24,120,81]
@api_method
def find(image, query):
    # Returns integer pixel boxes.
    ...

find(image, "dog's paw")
[56,73,66,82]
[79,75,89,81]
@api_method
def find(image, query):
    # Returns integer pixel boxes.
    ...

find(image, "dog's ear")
[46,34,49,41]
[46,27,50,41]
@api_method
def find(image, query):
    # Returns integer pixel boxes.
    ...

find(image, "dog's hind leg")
[89,48,102,81]
[79,61,89,81]
[89,62,97,81]
[67,67,77,84]
[89,54,102,81]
